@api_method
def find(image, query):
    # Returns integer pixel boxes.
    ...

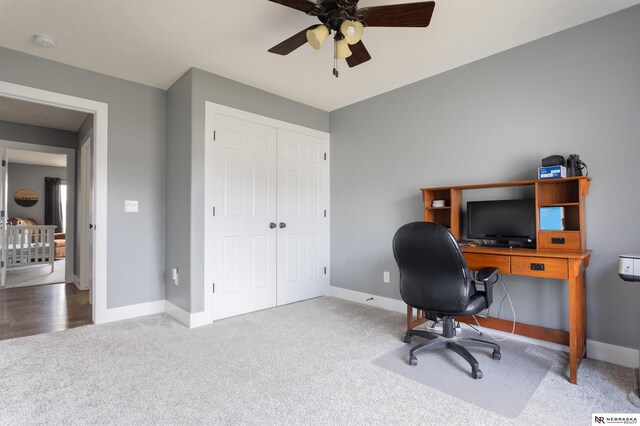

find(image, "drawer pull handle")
[551,237,565,244]
[530,263,545,271]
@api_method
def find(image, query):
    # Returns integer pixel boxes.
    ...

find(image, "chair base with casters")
[404,315,501,379]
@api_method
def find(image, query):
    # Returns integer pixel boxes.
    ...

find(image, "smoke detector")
[33,34,56,48]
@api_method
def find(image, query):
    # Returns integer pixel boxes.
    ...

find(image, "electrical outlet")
[383,271,390,283]
[171,267,179,286]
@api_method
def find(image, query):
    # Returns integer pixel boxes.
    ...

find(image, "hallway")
[0,283,92,340]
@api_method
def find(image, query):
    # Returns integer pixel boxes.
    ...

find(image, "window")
[60,183,67,233]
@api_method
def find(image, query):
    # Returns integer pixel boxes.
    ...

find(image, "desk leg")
[568,259,587,384]
[406,305,428,331]
[407,305,414,331]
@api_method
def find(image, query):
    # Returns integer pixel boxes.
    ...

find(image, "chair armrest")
[474,267,499,307]
[475,267,499,283]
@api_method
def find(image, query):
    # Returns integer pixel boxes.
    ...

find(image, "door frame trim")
[0,81,108,324]
[78,134,92,293]
[204,101,330,323]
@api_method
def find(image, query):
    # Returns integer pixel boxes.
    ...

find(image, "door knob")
[89,224,94,229]
[279,222,287,229]
[269,222,277,229]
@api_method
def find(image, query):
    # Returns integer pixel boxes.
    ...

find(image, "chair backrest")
[393,222,472,314]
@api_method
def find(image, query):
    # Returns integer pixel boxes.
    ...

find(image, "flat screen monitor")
[467,199,536,244]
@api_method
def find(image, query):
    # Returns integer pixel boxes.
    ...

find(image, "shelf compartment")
[424,208,452,228]
[538,205,581,231]
[537,180,580,205]
[422,189,452,208]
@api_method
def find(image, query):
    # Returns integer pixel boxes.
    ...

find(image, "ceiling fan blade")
[345,41,371,68]
[268,26,315,55]
[267,0,317,13]
[357,2,435,27]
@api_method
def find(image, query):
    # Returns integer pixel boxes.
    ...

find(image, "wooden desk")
[406,246,591,384]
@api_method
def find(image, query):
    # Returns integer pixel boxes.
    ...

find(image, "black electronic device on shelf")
[466,199,536,248]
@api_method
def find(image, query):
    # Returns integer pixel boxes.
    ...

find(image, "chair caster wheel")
[403,334,412,344]
[409,356,418,366]
[492,350,501,360]
[472,369,483,379]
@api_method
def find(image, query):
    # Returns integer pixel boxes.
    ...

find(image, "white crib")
[1,225,56,286]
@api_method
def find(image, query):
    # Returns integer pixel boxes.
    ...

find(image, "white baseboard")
[587,340,640,369]
[165,300,211,328]
[104,299,165,323]
[329,285,407,313]
[329,285,640,369]
[72,275,81,290]
[73,274,91,291]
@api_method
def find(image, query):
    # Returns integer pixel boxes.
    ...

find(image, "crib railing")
[5,225,56,269]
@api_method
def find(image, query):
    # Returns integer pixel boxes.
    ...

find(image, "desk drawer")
[538,231,581,251]
[464,254,511,274]
[511,256,568,279]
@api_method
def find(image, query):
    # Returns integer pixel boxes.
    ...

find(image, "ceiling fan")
[267,0,436,77]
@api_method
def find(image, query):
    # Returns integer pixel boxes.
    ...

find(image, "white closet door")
[211,113,278,320]
[276,129,326,305]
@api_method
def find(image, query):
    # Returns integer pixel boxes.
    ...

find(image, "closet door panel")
[276,129,325,305]
[211,113,278,320]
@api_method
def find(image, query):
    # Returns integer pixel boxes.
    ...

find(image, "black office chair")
[392,221,501,379]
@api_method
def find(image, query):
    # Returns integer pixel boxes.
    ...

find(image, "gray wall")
[7,163,67,225]
[165,67,330,312]
[0,120,77,149]
[165,70,193,312]
[77,114,93,144]
[0,47,167,309]
[329,5,640,350]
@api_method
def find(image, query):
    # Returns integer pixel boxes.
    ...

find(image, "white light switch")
[383,271,390,283]
[124,200,139,213]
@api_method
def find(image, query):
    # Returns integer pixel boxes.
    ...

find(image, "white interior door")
[211,113,278,320]
[0,148,6,287]
[276,129,326,305]
[79,138,93,296]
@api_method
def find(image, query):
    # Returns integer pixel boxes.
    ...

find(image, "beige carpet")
[0,297,637,425]
[3,259,66,289]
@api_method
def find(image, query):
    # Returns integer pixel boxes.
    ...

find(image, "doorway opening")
[0,139,90,339]
[0,81,108,338]
[2,147,71,289]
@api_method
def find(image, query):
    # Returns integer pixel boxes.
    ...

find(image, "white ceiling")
[6,148,67,168]
[0,96,89,131]
[0,0,638,111]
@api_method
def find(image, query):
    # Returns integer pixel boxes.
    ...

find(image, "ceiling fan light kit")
[334,37,352,59]
[267,0,436,77]
[340,20,364,45]
[306,24,330,49]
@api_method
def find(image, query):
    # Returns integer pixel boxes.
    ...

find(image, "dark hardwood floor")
[0,283,92,341]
